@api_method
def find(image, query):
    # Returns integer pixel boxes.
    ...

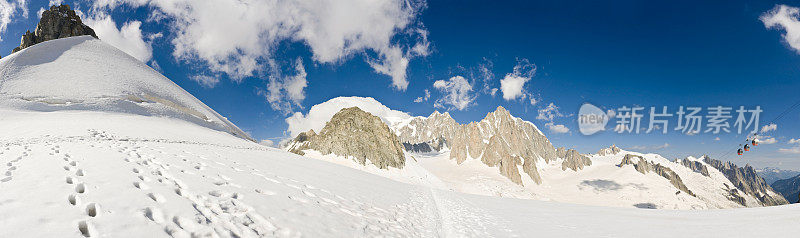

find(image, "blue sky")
[2,0,800,169]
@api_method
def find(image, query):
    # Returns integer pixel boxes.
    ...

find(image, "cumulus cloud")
[49,0,62,6]
[500,58,535,102]
[190,75,220,88]
[82,13,153,62]
[545,122,569,134]
[537,102,570,134]
[432,75,475,111]
[760,123,778,133]
[537,103,563,121]
[92,0,428,97]
[0,0,28,41]
[284,96,411,138]
[414,89,430,103]
[789,138,800,144]
[259,58,308,114]
[761,5,800,53]
[755,135,778,144]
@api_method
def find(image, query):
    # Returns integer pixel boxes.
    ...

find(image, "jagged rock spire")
[11,4,98,54]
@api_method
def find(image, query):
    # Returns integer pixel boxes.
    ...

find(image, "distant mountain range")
[285,97,790,209]
[756,167,800,184]
[771,174,800,204]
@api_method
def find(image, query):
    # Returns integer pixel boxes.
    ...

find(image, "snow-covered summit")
[0,36,251,141]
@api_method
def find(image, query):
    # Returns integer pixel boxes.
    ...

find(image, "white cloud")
[260,58,308,114]
[433,75,475,111]
[190,75,220,88]
[755,135,778,144]
[92,0,428,94]
[83,13,153,62]
[537,103,563,121]
[478,58,498,96]
[714,137,721,141]
[653,143,670,150]
[49,0,63,6]
[259,139,274,147]
[545,122,569,134]
[762,5,800,53]
[284,96,411,138]
[0,0,28,41]
[789,138,800,144]
[500,74,529,101]
[537,102,569,134]
[760,123,778,133]
[500,58,535,101]
[414,89,430,103]
[778,145,800,154]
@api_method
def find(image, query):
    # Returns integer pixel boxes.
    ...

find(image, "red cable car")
[737,148,743,155]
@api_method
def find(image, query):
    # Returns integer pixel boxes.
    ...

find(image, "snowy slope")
[298,147,755,209]
[2,109,800,237]
[0,36,251,141]
[1,36,799,237]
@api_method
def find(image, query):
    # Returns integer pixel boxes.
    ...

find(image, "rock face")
[395,106,586,185]
[556,147,592,171]
[11,4,97,53]
[770,174,800,204]
[617,154,695,196]
[677,158,710,177]
[703,157,788,206]
[402,137,446,153]
[288,107,405,169]
[597,144,621,156]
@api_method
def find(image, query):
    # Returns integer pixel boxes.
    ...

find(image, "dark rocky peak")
[12,4,98,54]
[703,156,788,206]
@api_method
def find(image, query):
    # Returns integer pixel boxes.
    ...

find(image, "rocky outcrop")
[597,145,621,156]
[395,106,581,185]
[288,107,405,169]
[11,4,97,53]
[287,129,316,156]
[557,147,592,171]
[402,137,446,153]
[677,158,710,177]
[703,156,788,206]
[770,174,800,204]
[618,154,695,196]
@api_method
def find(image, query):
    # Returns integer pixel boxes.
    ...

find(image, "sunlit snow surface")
[0,37,798,237]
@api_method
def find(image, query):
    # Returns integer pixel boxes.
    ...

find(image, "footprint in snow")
[144,208,165,223]
[254,188,277,196]
[78,220,96,237]
[75,183,86,193]
[147,193,165,203]
[86,203,100,217]
[68,194,79,205]
[133,181,149,190]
